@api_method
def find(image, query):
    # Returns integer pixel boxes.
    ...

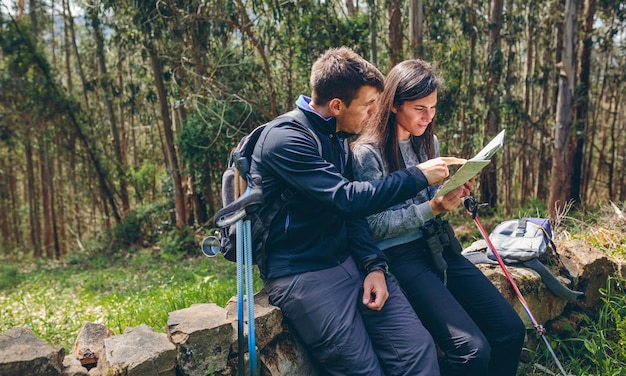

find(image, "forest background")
[1,1,626,374]
[0,0,624,260]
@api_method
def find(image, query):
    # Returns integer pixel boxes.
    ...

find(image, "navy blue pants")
[264,256,439,375]
[385,241,526,376]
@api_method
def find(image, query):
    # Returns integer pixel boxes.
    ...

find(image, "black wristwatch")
[366,260,389,276]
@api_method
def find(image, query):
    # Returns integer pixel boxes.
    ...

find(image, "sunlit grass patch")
[0,250,261,352]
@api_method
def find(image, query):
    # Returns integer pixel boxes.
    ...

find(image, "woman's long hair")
[355,60,443,172]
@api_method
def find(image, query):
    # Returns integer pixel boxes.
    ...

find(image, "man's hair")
[310,46,384,107]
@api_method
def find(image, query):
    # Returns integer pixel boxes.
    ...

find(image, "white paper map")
[434,130,505,198]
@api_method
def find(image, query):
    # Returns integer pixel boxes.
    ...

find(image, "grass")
[0,248,262,352]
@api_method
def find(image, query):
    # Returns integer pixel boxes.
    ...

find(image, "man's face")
[334,85,380,134]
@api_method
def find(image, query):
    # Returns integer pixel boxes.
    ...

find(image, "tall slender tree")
[479,0,504,207]
[549,0,578,219]
[571,0,596,205]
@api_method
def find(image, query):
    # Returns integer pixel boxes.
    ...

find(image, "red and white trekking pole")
[463,196,569,376]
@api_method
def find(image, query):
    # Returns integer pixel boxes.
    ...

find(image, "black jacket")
[251,107,429,279]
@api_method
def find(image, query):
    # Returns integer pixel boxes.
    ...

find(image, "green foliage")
[515,277,626,375]
[177,104,240,181]
[130,163,158,204]
[109,201,174,251]
[0,264,22,289]
[156,226,198,261]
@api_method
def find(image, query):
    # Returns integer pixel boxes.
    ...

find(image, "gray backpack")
[463,217,585,302]
[487,218,554,263]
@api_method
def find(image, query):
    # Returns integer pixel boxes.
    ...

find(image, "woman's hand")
[430,179,473,216]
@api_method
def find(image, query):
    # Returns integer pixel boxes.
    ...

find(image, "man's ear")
[328,98,343,116]
[391,106,398,114]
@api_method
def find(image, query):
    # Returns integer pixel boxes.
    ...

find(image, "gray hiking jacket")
[352,137,441,251]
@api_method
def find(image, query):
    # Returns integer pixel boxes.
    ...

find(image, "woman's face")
[392,89,437,140]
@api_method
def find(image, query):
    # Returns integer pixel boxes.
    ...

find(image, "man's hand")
[362,271,389,311]
[417,157,466,185]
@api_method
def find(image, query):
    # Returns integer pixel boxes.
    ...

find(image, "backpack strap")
[262,109,323,200]
[252,109,323,276]
[522,258,585,301]
[515,218,527,237]
[279,109,323,156]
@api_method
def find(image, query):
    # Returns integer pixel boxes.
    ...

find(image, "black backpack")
[202,110,322,267]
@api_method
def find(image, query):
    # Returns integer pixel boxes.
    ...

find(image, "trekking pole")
[237,215,257,376]
[235,186,257,376]
[235,219,246,375]
[463,196,568,376]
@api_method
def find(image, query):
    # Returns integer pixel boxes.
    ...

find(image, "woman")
[352,59,526,376]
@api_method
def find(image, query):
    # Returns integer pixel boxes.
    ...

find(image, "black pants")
[386,241,526,376]
[264,256,439,375]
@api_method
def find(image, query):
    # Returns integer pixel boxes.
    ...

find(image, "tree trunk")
[345,0,356,16]
[5,154,22,246]
[66,0,89,106]
[62,0,72,93]
[368,0,378,65]
[144,35,187,229]
[39,138,60,259]
[90,5,130,214]
[387,0,402,67]
[520,0,536,204]
[460,0,478,159]
[25,137,42,258]
[117,53,127,167]
[571,0,596,205]
[408,0,423,59]
[17,0,25,19]
[0,159,10,247]
[234,0,278,117]
[479,0,503,208]
[29,0,38,36]
[549,0,577,219]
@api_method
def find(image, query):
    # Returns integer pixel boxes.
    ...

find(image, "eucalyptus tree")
[87,0,131,214]
[549,0,578,219]
[408,0,424,59]
[479,0,503,208]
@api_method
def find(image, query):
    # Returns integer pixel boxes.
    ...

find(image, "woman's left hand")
[430,182,472,215]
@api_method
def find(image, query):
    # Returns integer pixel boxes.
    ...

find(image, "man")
[251,46,454,375]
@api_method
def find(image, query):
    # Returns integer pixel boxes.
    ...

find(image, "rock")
[0,327,65,376]
[259,330,319,376]
[556,240,617,308]
[224,289,284,350]
[62,354,89,376]
[166,303,232,375]
[475,264,568,328]
[72,322,113,369]
[98,324,177,376]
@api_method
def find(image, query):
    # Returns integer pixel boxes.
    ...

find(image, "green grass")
[0,249,262,352]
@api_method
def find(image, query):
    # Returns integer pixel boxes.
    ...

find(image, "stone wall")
[0,240,620,376]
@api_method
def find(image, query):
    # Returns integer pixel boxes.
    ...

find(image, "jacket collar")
[296,95,338,136]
